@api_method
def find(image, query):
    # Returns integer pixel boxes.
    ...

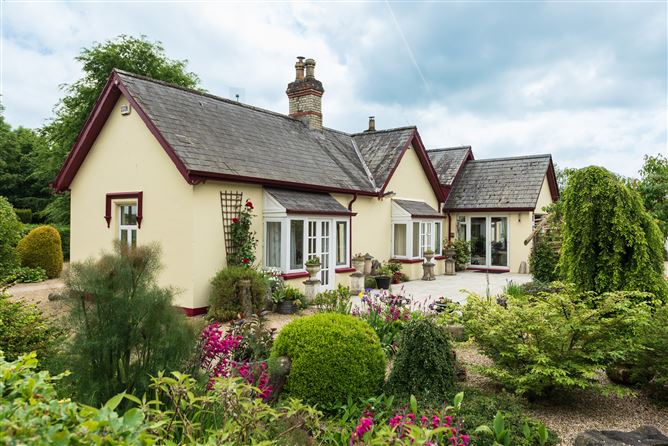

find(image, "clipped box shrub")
[386,317,456,401]
[269,313,385,408]
[13,208,32,224]
[0,196,22,275]
[16,225,63,279]
[208,266,269,321]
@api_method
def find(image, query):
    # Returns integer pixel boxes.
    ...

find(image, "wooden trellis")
[220,191,243,263]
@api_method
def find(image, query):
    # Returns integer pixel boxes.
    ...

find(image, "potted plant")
[374,264,393,290]
[423,248,435,263]
[273,285,304,314]
[305,256,321,278]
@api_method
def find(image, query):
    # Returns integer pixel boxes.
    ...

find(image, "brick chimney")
[286,57,324,130]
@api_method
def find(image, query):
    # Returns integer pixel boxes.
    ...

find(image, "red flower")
[232,217,239,224]
[242,258,250,264]
[245,200,254,209]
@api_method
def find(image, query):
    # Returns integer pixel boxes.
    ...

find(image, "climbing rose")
[232,217,239,224]
[242,258,250,264]
[245,200,254,209]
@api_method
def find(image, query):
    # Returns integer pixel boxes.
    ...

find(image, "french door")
[464,216,509,268]
[307,220,335,289]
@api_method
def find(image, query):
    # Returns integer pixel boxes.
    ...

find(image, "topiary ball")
[386,317,456,402]
[16,225,63,279]
[269,313,385,408]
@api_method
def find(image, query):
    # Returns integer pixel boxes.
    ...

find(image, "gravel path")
[455,344,668,445]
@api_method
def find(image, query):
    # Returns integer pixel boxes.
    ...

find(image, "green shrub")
[364,276,377,289]
[559,166,668,300]
[386,318,456,401]
[20,223,69,261]
[0,196,22,275]
[0,292,61,360]
[313,284,352,314]
[463,286,653,397]
[458,387,558,446]
[272,284,304,303]
[0,354,325,445]
[208,266,269,321]
[0,266,47,284]
[626,303,668,400]
[451,238,471,270]
[269,313,385,408]
[529,233,560,283]
[60,242,198,406]
[13,208,32,224]
[16,225,63,279]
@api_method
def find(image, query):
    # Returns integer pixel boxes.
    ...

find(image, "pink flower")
[461,434,470,445]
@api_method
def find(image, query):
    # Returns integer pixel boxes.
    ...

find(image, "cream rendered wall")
[69,97,196,308]
[191,181,264,309]
[333,146,441,264]
[534,175,553,214]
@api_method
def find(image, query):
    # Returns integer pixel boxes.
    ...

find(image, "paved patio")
[388,270,532,308]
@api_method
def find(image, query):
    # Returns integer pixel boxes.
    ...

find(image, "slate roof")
[266,188,351,215]
[353,128,416,187]
[115,71,415,194]
[444,155,552,210]
[393,199,443,218]
[427,147,471,186]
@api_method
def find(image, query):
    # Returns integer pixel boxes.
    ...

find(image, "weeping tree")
[559,166,667,301]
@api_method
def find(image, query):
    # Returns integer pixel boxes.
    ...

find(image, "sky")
[1,0,666,178]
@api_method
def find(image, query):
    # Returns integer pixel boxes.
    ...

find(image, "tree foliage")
[34,35,200,224]
[0,196,22,274]
[0,117,51,215]
[59,242,197,406]
[635,153,668,240]
[559,166,667,300]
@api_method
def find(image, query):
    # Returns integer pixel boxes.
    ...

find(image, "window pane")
[412,222,420,257]
[307,221,317,258]
[121,205,137,225]
[435,222,442,254]
[130,229,137,247]
[120,229,128,245]
[266,221,282,268]
[290,220,304,270]
[457,216,466,241]
[393,224,406,256]
[336,221,347,265]
[470,217,486,265]
[491,217,508,267]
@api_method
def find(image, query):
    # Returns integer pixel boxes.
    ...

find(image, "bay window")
[263,216,349,275]
[392,219,443,259]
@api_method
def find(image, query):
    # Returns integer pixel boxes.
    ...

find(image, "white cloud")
[0,1,665,179]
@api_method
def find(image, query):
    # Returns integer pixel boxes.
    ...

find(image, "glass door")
[307,219,335,289]
[469,217,487,266]
[490,217,508,267]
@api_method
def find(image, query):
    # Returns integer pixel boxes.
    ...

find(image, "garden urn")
[306,262,321,279]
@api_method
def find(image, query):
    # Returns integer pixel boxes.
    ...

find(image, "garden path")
[383,270,532,309]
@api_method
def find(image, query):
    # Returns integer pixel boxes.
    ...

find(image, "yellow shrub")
[16,226,63,279]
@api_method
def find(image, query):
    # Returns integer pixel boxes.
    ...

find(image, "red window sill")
[335,267,357,273]
[281,271,310,280]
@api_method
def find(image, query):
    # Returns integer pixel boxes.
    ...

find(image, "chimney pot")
[304,58,316,79]
[368,116,376,132]
[295,56,305,80]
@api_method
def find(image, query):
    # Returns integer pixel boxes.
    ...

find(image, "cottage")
[54,57,558,314]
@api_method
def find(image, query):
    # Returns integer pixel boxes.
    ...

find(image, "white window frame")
[264,219,283,269]
[391,217,442,259]
[263,215,350,276]
[118,203,138,247]
[456,214,511,269]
